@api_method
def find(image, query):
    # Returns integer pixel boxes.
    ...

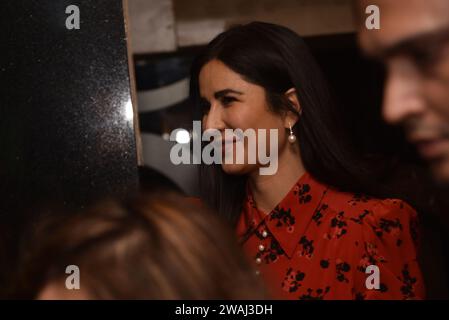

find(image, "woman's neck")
[248,148,305,215]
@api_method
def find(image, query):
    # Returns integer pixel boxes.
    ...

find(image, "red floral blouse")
[236,172,425,300]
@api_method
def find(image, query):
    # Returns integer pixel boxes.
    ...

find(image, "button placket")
[255,233,266,275]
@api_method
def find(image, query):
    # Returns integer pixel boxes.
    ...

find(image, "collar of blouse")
[237,172,330,258]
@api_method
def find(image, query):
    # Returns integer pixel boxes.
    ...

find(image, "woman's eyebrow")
[214,89,244,99]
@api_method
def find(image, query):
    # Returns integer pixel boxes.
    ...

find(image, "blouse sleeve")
[354,199,425,300]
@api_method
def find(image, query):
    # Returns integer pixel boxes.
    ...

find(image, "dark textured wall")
[0,0,138,296]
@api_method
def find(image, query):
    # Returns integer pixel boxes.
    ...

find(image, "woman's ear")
[283,88,302,128]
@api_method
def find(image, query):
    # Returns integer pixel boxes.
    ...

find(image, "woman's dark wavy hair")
[190,21,390,225]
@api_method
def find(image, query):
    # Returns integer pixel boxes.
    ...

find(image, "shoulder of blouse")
[320,187,418,223]
[329,191,420,258]
[360,198,420,250]
[321,189,419,244]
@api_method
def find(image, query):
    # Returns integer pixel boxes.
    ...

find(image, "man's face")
[356,0,449,182]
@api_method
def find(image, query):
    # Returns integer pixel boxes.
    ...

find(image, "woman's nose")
[203,104,226,131]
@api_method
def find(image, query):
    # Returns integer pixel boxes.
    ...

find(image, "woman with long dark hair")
[190,22,424,299]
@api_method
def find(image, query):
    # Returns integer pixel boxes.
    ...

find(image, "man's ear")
[283,88,302,128]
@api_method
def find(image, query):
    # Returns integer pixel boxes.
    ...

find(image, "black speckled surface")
[0,0,139,295]
[0,0,138,213]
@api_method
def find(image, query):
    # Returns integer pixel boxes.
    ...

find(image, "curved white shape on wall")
[137,77,190,112]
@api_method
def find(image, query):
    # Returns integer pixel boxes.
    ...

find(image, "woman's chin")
[221,163,256,176]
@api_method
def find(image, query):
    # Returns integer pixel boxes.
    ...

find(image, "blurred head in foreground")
[355,0,449,182]
[18,192,266,299]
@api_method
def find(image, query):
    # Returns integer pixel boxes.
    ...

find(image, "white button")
[255,270,260,276]
[262,230,268,238]
[255,257,262,264]
[258,244,265,252]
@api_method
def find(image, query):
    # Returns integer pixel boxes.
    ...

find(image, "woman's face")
[199,59,290,176]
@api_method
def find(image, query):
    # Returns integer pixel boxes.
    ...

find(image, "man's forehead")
[356,0,449,56]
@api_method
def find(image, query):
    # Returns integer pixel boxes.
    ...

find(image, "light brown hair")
[18,192,266,299]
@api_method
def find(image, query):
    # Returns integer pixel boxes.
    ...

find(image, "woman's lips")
[221,139,236,146]
[221,138,244,158]
[222,139,236,152]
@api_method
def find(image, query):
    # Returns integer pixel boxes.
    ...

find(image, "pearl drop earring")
[288,124,296,144]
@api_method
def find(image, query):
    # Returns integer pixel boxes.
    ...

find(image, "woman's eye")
[221,96,237,106]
